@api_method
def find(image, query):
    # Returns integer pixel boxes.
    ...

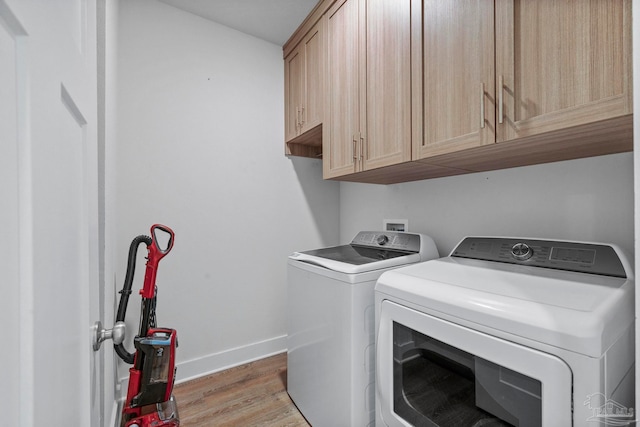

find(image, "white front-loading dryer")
[287,231,439,427]
[375,237,635,427]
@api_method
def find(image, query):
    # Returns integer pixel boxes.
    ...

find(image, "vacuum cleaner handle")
[115,234,153,364]
[114,224,175,364]
[140,224,175,299]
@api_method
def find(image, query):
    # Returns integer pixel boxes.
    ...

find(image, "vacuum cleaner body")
[116,225,180,427]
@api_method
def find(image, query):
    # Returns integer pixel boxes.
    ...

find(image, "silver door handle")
[92,320,126,351]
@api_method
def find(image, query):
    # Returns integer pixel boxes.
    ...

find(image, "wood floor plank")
[173,353,311,426]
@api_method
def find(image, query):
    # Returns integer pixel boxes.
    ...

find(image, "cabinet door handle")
[359,134,365,161]
[498,75,504,124]
[480,82,485,129]
[353,135,358,162]
[301,106,305,126]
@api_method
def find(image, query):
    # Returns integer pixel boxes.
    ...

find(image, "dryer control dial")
[376,235,389,245]
[511,242,533,261]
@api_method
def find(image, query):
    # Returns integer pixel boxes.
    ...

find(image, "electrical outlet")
[384,219,408,232]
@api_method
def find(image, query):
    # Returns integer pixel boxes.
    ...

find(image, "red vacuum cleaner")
[115,224,180,427]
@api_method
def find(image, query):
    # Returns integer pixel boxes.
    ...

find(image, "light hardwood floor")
[173,353,311,426]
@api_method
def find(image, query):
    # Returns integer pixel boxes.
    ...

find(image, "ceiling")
[157,0,319,46]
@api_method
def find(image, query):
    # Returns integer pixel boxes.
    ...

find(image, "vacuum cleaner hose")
[114,234,153,364]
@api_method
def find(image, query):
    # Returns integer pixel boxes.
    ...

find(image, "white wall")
[116,0,339,383]
[341,153,634,258]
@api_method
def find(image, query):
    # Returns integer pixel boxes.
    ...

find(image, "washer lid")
[375,257,634,357]
[302,244,413,264]
[290,249,421,274]
[289,231,439,274]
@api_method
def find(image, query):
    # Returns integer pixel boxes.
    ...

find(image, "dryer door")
[376,300,572,427]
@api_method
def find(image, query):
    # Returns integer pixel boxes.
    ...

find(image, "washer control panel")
[351,231,421,253]
[451,237,627,278]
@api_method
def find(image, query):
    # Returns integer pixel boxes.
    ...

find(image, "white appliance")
[375,237,635,427]
[287,231,439,427]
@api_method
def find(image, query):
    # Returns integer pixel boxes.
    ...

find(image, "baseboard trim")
[174,335,287,384]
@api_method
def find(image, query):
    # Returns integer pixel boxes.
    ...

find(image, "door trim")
[0,2,34,424]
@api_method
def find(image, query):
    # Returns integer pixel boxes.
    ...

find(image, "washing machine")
[287,231,439,427]
[375,237,635,427]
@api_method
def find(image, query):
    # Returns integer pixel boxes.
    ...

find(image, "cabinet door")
[301,23,323,134]
[496,0,632,142]
[362,0,413,170]
[324,0,360,178]
[414,0,495,160]
[285,46,303,144]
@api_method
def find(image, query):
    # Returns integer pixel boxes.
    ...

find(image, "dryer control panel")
[451,237,627,278]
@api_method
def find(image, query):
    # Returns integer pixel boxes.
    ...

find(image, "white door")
[0,0,103,426]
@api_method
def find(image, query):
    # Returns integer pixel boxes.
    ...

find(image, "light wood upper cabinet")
[284,20,324,151]
[364,0,413,170]
[415,0,632,161]
[284,0,632,184]
[414,0,495,160]
[495,0,632,142]
[284,47,303,143]
[324,0,359,177]
[324,0,414,179]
